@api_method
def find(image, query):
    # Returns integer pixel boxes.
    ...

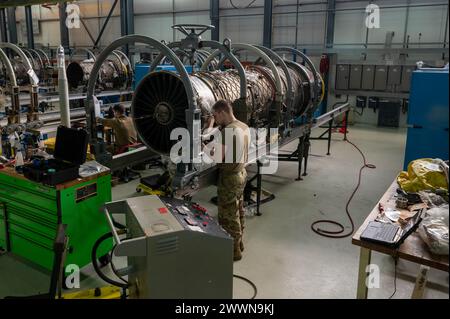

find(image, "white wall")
[15,0,448,50]
[14,0,120,48]
[70,0,120,48]
[333,0,449,48]
[334,1,367,47]
[11,0,448,128]
[219,0,264,44]
[407,3,449,46]
[272,2,326,47]
[326,93,409,128]
[134,0,211,42]
[2,0,444,130]
[15,5,60,47]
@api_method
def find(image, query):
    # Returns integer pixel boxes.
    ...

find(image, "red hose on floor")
[311,137,376,238]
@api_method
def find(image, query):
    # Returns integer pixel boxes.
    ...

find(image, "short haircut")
[212,99,233,114]
[113,104,125,115]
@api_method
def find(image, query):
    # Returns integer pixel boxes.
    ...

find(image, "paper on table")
[384,208,400,222]
[393,202,428,223]
[399,209,418,221]
[79,161,109,177]
[408,202,428,212]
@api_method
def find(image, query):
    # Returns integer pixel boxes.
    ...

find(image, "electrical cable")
[233,274,257,299]
[110,245,129,286]
[91,231,129,288]
[319,75,326,104]
[113,220,126,230]
[230,0,257,9]
[311,136,376,238]
[388,256,398,299]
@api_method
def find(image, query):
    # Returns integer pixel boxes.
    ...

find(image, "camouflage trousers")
[217,169,247,242]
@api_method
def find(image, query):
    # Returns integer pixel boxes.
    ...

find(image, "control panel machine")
[104,195,233,299]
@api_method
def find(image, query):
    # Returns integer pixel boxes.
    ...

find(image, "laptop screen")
[399,209,423,239]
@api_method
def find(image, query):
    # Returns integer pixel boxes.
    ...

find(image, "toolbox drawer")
[0,198,58,225]
[9,232,54,270]
[8,211,57,241]
[6,202,58,228]
[0,171,112,271]
[9,223,54,250]
[0,202,8,250]
[0,185,58,216]
[0,173,57,197]
[0,209,5,250]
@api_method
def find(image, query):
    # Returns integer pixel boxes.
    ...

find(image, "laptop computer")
[360,209,423,247]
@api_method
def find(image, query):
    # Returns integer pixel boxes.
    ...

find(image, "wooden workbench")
[352,180,449,299]
[0,165,110,190]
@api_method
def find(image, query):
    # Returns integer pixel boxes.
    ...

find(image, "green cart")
[0,167,112,272]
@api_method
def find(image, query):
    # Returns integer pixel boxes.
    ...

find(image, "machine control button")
[184,217,198,226]
[192,203,207,213]
[176,206,188,215]
[158,207,168,214]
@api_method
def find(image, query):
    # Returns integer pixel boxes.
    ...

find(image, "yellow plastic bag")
[397,158,448,193]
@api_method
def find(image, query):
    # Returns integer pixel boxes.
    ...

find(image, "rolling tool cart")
[0,127,113,271]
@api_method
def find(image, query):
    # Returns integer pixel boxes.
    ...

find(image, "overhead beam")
[126,0,134,35]
[1,0,65,9]
[25,6,34,49]
[325,0,336,48]
[120,0,134,36]
[263,0,273,48]
[402,0,411,48]
[120,0,126,36]
[59,2,70,52]
[80,18,96,46]
[6,7,17,44]
[294,0,299,49]
[443,3,449,49]
[0,8,8,42]
[120,0,134,56]
[94,0,119,48]
[210,0,219,41]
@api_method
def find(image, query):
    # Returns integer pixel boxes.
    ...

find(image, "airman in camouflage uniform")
[217,169,247,258]
[205,100,249,261]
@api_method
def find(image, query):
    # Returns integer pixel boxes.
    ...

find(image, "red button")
[202,222,208,227]
[158,207,168,214]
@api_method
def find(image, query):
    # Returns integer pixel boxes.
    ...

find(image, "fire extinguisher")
[319,54,330,75]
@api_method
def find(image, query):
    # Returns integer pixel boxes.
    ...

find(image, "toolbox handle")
[103,203,147,257]
[103,207,122,245]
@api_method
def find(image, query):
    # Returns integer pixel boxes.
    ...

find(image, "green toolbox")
[0,166,112,271]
